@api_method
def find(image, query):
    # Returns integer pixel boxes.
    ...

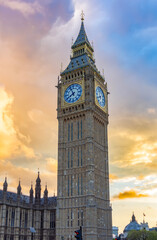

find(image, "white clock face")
[96,86,105,107]
[64,84,82,103]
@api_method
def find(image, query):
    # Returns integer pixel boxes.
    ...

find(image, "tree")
[127,230,142,240]
[127,230,157,240]
[148,231,157,240]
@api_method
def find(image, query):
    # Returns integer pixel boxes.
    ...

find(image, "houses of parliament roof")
[0,173,57,207]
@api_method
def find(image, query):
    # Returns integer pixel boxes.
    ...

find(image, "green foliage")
[127,230,143,240]
[148,231,157,240]
[127,230,157,240]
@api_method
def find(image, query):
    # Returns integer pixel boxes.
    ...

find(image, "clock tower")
[56,14,112,240]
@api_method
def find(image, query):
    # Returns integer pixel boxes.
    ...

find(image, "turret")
[35,171,41,205]
[3,177,8,192]
[44,185,48,205]
[17,180,22,195]
[29,183,34,204]
[2,177,8,200]
[131,213,136,222]
[17,180,22,202]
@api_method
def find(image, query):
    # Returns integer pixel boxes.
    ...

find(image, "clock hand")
[69,90,75,98]
[67,91,75,99]
[67,93,73,99]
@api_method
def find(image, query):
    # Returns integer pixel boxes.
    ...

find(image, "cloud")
[0,86,14,134]
[147,108,156,114]
[0,0,74,58]
[109,112,157,179]
[46,157,57,173]
[111,177,136,184]
[28,109,44,124]
[137,175,145,180]
[0,0,42,16]
[136,26,157,41]
[109,174,118,181]
[0,86,35,159]
[110,174,157,201]
[0,86,57,195]
[113,189,149,200]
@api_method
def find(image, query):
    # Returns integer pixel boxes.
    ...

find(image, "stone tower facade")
[56,16,112,240]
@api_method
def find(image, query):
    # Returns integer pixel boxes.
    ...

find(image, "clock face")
[96,86,105,107]
[64,84,82,103]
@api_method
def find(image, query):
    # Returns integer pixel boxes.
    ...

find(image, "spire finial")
[81,10,85,21]
[3,176,8,192]
[17,179,22,195]
[132,212,135,222]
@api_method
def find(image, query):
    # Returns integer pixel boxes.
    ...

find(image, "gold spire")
[81,10,85,21]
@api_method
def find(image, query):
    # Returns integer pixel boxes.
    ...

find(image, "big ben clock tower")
[56,13,112,240]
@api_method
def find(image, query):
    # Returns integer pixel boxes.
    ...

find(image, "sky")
[0,0,157,233]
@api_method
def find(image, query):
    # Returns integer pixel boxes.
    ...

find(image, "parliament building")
[0,15,112,240]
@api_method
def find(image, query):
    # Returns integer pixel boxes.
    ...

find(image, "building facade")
[56,15,112,240]
[0,174,56,240]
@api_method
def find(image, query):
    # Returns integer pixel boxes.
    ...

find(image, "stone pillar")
[14,207,20,240]
[43,209,50,240]
[34,210,41,240]
[0,204,6,240]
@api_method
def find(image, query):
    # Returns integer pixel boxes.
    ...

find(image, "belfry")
[56,14,112,240]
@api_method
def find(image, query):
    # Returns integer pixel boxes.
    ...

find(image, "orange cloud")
[137,175,145,180]
[0,87,57,195]
[0,86,14,134]
[109,174,118,181]
[46,157,57,173]
[109,112,157,181]
[0,86,36,159]
[113,189,149,200]
[28,109,44,124]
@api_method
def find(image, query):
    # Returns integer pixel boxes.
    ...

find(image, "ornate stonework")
[0,174,56,240]
[56,17,112,240]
